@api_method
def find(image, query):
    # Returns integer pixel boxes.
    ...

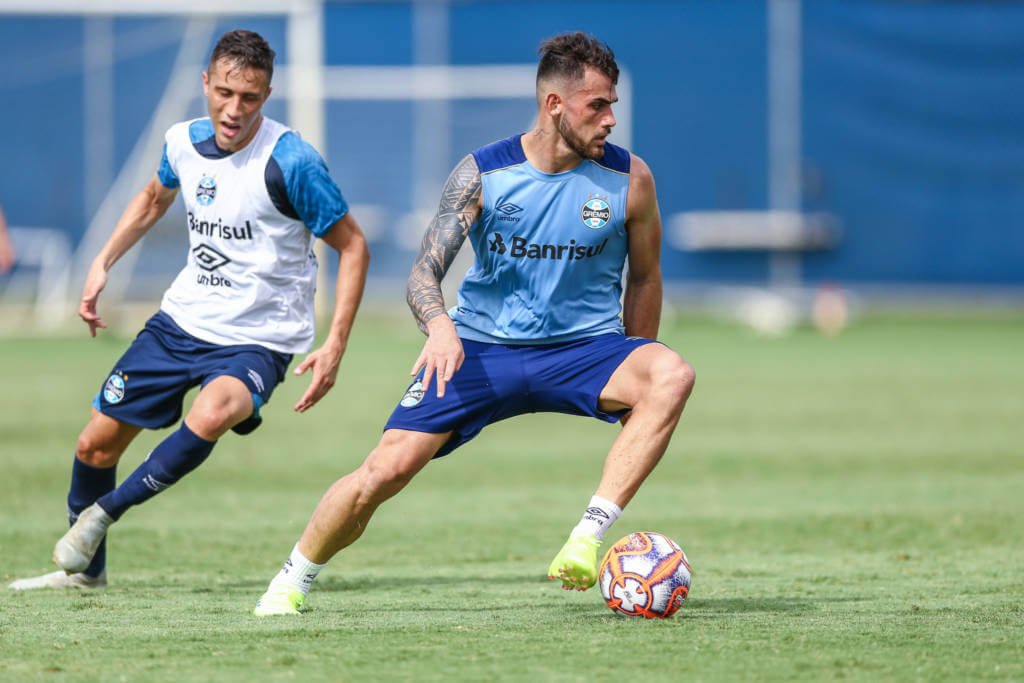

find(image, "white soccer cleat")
[52,503,115,574]
[9,569,107,591]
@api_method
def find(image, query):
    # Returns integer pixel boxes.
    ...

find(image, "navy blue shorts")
[93,311,292,434]
[384,333,659,458]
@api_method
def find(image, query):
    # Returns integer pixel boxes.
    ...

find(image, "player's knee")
[75,432,120,468]
[361,455,419,501]
[652,356,696,409]
[186,403,241,439]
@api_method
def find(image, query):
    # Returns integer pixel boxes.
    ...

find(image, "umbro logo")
[489,233,507,255]
[193,243,231,271]
[496,200,523,215]
[246,368,265,393]
[495,199,523,223]
[142,474,170,493]
[584,506,611,520]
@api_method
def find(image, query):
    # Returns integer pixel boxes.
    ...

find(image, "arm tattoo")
[407,154,482,331]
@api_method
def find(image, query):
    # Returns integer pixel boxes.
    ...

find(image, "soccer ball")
[598,531,692,618]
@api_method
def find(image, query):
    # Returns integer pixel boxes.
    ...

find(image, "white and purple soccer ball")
[598,531,692,619]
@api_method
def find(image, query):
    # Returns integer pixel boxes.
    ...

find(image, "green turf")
[1,312,1022,682]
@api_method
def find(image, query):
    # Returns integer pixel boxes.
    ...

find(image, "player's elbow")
[346,223,370,261]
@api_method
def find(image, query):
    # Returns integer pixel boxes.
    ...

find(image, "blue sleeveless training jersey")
[451,134,631,344]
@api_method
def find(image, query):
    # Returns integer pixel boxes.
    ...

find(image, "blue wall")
[0,1,1021,287]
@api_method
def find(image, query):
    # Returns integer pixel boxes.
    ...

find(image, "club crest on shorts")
[196,175,217,206]
[400,380,425,408]
[103,373,126,404]
[581,196,611,229]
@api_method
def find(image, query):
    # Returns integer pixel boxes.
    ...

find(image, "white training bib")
[160,117,317,354]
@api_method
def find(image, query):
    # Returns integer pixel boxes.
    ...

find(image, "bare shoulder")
[626,153,659,222]
[629,153,656,188]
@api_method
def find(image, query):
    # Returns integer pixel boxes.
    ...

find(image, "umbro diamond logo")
[192,243,231,271]
[495,199,523,223]
[584,506,611,520]
[495,200,523,215]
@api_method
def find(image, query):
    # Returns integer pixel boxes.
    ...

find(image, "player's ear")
[544,91,563,117]
[201,71,210,95]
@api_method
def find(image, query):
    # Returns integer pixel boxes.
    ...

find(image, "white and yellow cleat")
[9,569,107,591]
[253,583,305,616]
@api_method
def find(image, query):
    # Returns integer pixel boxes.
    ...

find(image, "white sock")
[271,544,325,595]
[570,495,622,541]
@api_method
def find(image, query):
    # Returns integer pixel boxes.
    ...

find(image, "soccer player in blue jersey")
[254,31,694,615]
[9,30,369,591]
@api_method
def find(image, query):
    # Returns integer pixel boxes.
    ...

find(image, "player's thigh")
[184,375,254,439]
[597,343,692,413]
[77,409,143,466]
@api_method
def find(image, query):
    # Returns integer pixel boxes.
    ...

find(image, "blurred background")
[0,0,1022,334]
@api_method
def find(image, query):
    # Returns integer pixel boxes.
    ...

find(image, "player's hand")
[78,262,109,337]
[292,338,345,412]
[411,315,464,398]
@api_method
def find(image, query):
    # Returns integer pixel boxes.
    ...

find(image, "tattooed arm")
[406,154,483,398]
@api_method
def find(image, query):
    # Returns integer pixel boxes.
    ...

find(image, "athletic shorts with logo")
[385,333,659,458]
[94,311,292,435]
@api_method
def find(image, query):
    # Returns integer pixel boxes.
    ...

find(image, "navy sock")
[97,423,216,521]
[68,456,117,578]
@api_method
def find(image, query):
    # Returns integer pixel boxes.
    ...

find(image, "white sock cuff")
[289,544,325,570]
[571,495,623,541]
[590,495,622,518]
[277,543,326,594]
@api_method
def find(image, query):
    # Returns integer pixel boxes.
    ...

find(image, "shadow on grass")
[306,572,551,593]
[685,595,869,616]
[205,571,551,593]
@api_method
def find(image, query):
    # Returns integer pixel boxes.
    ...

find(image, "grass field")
[1,311,1022,682]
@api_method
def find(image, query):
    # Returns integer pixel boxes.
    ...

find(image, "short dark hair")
[209,29,276,81]
[537,32,619,86]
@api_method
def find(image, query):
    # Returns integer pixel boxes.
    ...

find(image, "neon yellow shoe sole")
[253,584,305,616]
[547,533,601,591]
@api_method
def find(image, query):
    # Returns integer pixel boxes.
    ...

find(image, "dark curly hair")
[209,29,276,81]
[537,32,619,86]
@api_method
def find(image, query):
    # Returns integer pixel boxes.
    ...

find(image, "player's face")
[202,58,272,152]
[557,67,618,160]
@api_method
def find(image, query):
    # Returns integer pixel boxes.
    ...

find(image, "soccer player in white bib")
[9,30,369,590]
[254,32,695,615]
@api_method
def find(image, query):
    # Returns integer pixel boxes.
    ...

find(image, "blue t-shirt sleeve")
[266,132,348,237]
[157,143,180,189]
